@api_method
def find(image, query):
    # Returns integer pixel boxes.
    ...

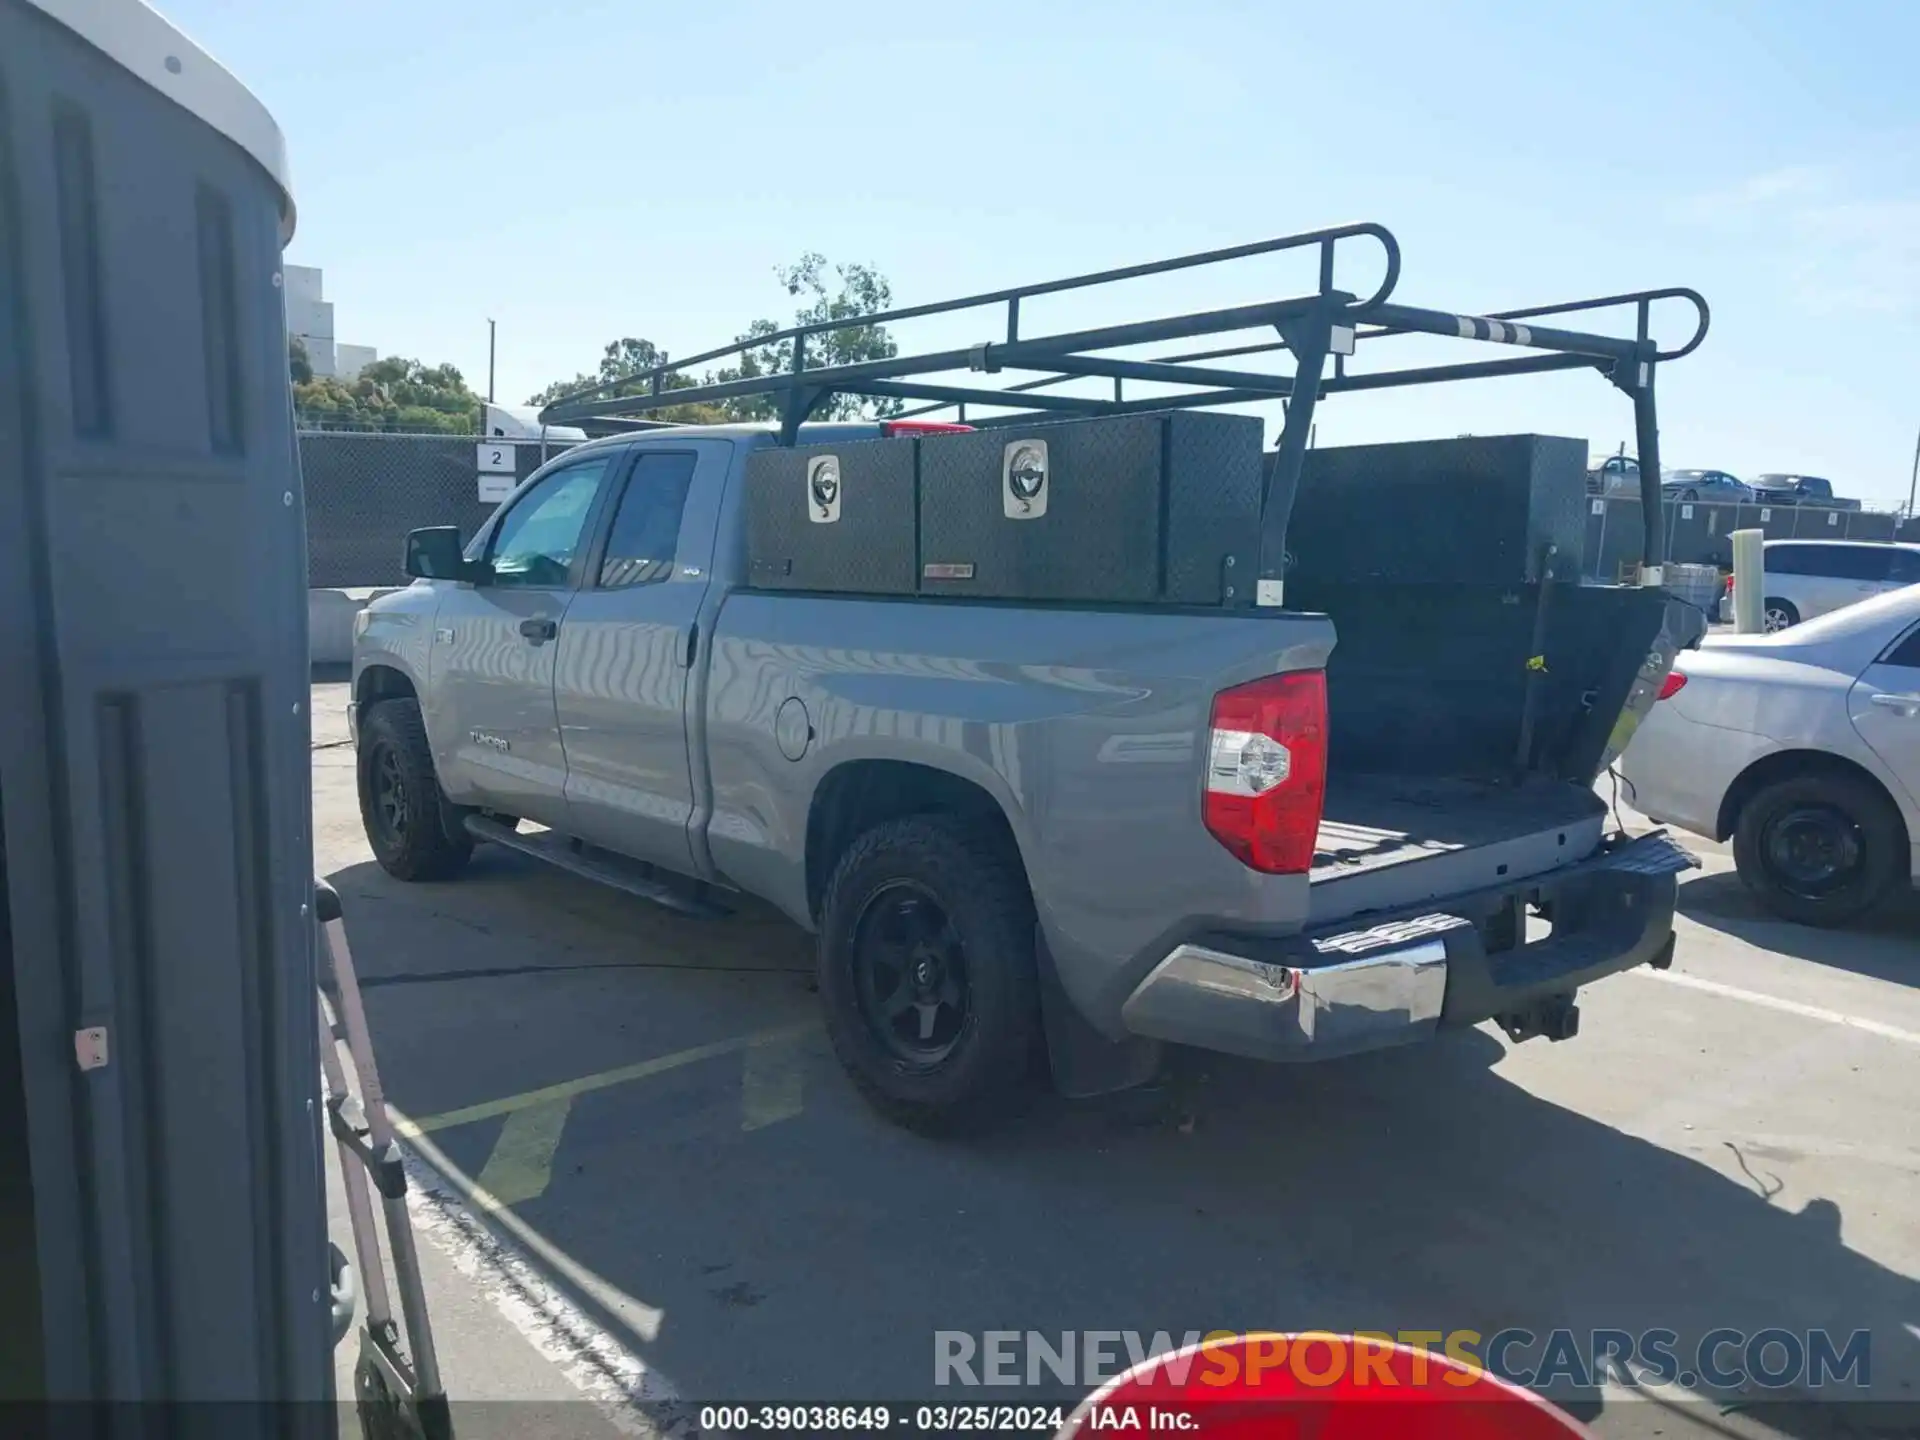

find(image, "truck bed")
[1309,774,1605,924]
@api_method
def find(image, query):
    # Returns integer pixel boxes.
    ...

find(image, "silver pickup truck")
[349,230,1710,1131]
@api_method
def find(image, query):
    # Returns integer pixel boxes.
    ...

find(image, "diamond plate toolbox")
[916,411,1262,604]
[1285,434,1589,587]
[745,436,919,594]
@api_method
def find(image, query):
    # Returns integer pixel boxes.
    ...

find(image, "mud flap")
[1036,927,1162,1099]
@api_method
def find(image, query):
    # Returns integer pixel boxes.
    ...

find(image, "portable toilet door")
[0,0,330,1420]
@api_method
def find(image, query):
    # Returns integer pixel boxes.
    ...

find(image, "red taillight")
[1203,671,1328,874]
[1724,574,1735,594]
[1656,671,1688,701]
[880,420,974,437]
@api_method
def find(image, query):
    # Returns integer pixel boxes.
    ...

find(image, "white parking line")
[1633,968,1920,1048]
[394,1108,675,1435]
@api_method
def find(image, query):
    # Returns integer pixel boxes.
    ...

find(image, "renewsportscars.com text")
[934,1328,1871,1393]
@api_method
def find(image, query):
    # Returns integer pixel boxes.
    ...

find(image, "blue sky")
[169,0,1919,506]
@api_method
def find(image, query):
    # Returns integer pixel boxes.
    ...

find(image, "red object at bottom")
[1058,1333,1590,1440]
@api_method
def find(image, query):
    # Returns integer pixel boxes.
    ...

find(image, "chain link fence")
[302,431,577,587]
[1582,494,1920,582]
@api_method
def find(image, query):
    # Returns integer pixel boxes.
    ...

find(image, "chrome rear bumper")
[1120,935,1450,1062]
[1118,830,1693,1063]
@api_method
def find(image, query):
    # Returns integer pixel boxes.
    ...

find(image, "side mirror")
[404,526,481,581]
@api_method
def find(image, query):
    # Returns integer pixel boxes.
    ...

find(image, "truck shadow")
[1679,870,1919,988]
[326,857,1920,1439]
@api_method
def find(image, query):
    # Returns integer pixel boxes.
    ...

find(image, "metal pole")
[487,318,497,404]
[1731,528,1765,633]
[1907,424,1918,516]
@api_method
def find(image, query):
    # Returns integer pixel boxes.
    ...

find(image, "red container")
[1059,1333,1590,1440]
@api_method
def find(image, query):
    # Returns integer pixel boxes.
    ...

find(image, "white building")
[334,342,378,380]
[285,264,376,379]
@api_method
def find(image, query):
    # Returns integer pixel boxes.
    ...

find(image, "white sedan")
[1620,584,1920,926]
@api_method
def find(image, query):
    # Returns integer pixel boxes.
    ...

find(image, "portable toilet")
[0,0,330,1419]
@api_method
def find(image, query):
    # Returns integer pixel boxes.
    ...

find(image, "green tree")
[292,354,482,434]
[526,338,729,424]
[707,254,903,422]
[358,357,482,429]
[530,254,903,424]
[289,336,313,385]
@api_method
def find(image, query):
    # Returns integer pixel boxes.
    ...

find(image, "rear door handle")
[1869,692,1920,717]
[519,617,557,643]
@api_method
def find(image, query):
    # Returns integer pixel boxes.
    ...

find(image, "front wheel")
[817,815,1042,1134]
[356,699,473,881]
[1732,771,1905,927]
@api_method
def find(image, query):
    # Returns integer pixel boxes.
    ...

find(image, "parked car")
[1621,584,1920,925]
[1722,539,1920,630]
[1587,454,1640,496]
[1750,473,1862,511]
[1662,468,1752,503]
[348,230,1714,1131]
[350,420,1696,1131]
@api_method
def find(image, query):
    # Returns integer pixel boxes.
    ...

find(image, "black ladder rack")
[537,221,1709,600]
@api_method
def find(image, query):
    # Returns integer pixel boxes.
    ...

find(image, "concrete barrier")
[309,587,401,666]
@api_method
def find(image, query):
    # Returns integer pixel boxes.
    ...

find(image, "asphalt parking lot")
[311,678,1920,1439]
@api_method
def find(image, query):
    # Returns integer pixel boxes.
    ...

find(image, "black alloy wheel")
[851,880,972,1065]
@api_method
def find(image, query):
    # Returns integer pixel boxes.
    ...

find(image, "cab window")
[596,452,698,588]
[486,457,611,588]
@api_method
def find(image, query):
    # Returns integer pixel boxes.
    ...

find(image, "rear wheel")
[1732,771,1904,927]
[1763,597,1800,632]
[356,699,473,881]
[817,814,1041,1133]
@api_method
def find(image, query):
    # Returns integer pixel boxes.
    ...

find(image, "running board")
[463,815,731,919]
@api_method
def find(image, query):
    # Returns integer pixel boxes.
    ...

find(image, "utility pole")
[1908,423,1918,517]
[487,318,497,405]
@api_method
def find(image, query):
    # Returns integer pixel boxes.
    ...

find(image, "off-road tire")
[356,699,473,882]
[818,815,1042,1134]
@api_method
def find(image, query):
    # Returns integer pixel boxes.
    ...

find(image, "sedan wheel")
[1759,805,1861,900]
[1733,771,1904,927]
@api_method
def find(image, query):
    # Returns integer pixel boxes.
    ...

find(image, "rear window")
[1756,474,1832,497]
[1768,544,1890,581]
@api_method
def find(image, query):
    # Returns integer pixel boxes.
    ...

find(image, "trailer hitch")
[1498,996,1581,1044]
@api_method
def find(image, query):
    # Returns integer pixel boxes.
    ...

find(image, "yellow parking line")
[474,1098,572,1206]
[397,1019,816,1136]
[740,1032,807,1131]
